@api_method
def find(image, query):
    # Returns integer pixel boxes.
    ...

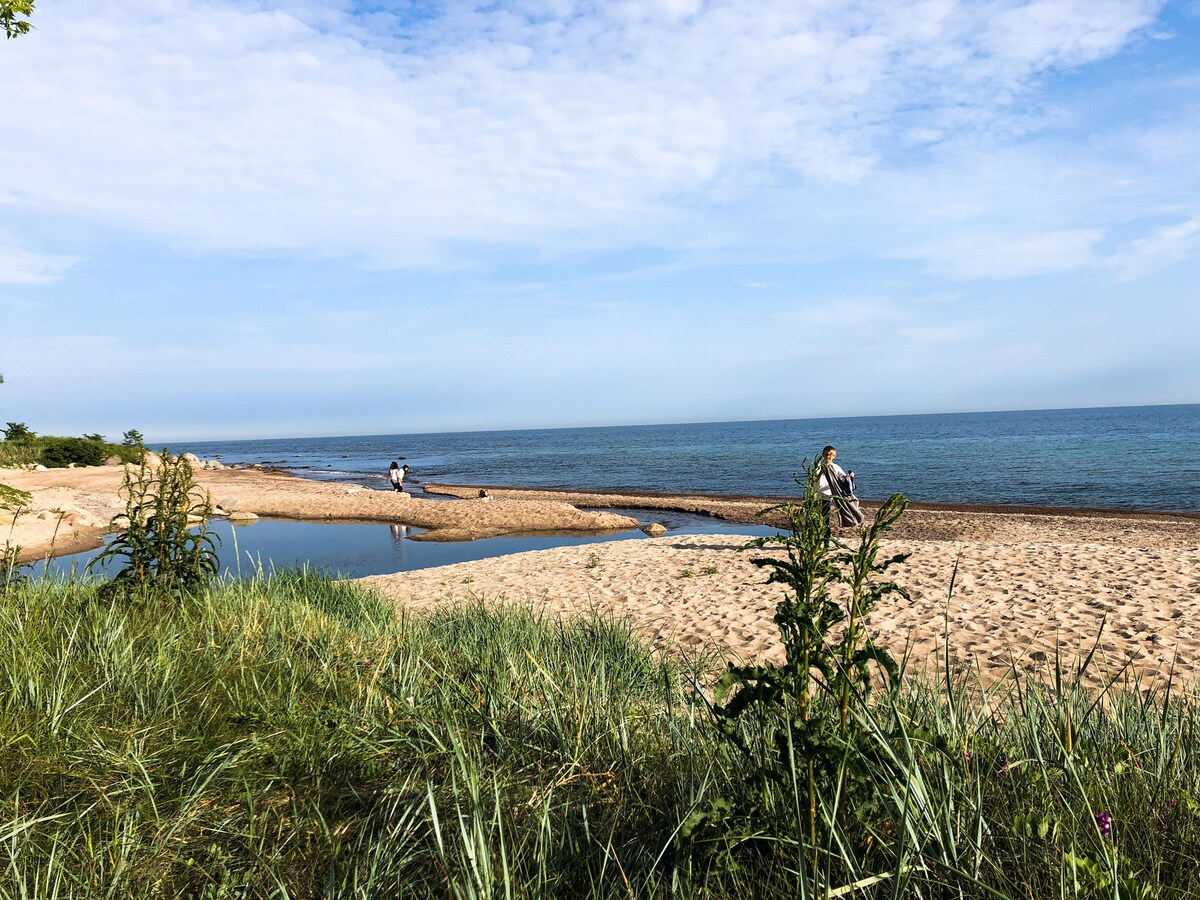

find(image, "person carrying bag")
[817,445,864,543]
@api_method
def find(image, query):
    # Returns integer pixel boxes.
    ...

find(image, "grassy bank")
[1,570,1198,898]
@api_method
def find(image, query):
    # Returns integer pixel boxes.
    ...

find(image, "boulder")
[203,460,225,470]
[105,455,123,466]
[227,510,259,522]
[62,513,103,528]
[143,451,162,469]
[181,452,200,463]
[34,464,48,472]
[641,523,667,537]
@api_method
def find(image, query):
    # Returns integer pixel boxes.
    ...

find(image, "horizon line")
[159,400,1200,446]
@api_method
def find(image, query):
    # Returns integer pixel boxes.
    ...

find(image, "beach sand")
[1,465,637,561]
[363,530,1200,685]
[375,485,1200,685]
[5,465,1199,684]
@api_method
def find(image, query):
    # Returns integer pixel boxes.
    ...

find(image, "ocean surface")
[175,404,1200,514]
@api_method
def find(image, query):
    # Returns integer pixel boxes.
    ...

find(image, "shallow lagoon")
[34,507,780,581]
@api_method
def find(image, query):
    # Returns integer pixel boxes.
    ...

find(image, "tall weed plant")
[91,452,219,600]
[701,461,913,892]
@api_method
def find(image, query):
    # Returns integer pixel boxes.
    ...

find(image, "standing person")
[816,445,862,546]
[387,461,405,492]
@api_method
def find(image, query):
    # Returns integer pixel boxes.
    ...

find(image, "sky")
[1,0,1198,442]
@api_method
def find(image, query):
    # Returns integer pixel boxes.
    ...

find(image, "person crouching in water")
[816,445,857,547]
[388,461,408,492]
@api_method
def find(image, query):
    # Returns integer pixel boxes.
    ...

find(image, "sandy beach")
[1,465,638,561]
[5,464,1200,684]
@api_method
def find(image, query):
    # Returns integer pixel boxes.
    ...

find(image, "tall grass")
[1,570,1197,897]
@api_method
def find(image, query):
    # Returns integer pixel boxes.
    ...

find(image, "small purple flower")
[1159,799,1179,825]
[1095,812,1113,838]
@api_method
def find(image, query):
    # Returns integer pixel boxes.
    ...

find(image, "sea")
[175,404,1200,514]
[37,404,1199,580]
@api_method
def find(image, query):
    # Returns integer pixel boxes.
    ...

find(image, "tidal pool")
[33,508,780,581]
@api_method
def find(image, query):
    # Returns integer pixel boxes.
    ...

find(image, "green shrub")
[39,436,109,468]
[114,443,144,464]
[92,452,220,600]
[2,421,35,442]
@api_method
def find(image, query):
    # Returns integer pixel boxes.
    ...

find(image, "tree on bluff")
[2,1,34,40]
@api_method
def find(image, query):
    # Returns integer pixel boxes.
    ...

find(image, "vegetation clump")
[92,451,220,600]
[0,483,30,511]
[1,423,145,468]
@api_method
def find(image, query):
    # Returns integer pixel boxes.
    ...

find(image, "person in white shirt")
[388,461,408,492]
[816,445,854,497]
[816,445,857,546]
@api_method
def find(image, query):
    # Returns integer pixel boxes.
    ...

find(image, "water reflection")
[33,511,780,582]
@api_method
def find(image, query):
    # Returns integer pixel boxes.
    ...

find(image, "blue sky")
[1,0,1197,441]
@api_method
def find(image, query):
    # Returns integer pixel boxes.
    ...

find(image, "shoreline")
[4,465,1199,563]
[422,482,1200,549]
[423,481,1200,523]
[5,464,1199,683]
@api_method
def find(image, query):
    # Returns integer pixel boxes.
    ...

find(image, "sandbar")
[1,465,637,562]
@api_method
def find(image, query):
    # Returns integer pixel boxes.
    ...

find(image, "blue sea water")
[176,404,1200,514]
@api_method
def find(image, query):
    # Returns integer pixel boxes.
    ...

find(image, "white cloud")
[0,234,75,284]
[903,228,1104,279]
[1110,218,1200,278]
[0,0,1166,266]
[981,0,1161,68]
